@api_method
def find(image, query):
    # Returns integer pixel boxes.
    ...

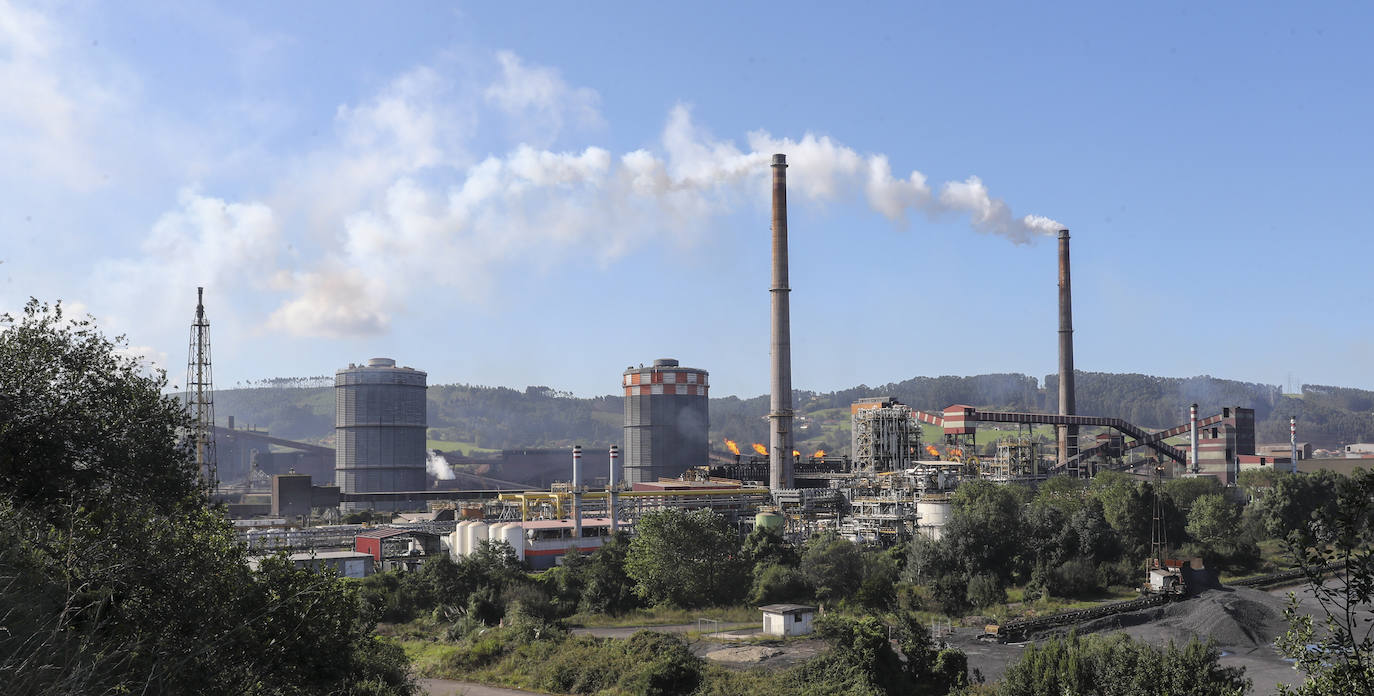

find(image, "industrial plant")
[198,153,1305,578]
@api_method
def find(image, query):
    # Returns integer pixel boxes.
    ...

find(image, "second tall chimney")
[1057,229,1077,465]
[769,154,794,491]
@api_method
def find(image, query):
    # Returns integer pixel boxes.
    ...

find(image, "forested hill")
[211,373,1374,454]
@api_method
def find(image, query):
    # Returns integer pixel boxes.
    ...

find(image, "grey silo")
[335,358,427,511]
[622,359,709,483]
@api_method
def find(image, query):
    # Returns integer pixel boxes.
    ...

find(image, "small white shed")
[760,604,816,637]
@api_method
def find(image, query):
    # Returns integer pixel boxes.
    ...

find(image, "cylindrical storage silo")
[622,359,709,483]
[487,523,506,555]
[465,521,489,556]
[916,499,952,541]
[755,511,785,534]
[500,523,525,562]
[335,358,428,512]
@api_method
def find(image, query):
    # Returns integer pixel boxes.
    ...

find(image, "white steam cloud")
[427,451,455,481]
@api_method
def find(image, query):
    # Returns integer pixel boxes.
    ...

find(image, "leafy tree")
[998,632,1248,696]
[942,479,1024,582]
[579,532,641,615]
[0,300,414,695]
[1277,469,1374,695]
[966,573,1006,609]
[750,563,813,605]
[800,534,864,606]
[1186,494,1243,547]
[1161,476,1223,518]
[625,508,747,608]
[742,525,800,569]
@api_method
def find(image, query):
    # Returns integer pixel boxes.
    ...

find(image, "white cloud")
[485,50,601,144]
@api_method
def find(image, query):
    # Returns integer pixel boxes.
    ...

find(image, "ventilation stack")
[1290,416,1299,473]
[769,153,795,491]
[1057,230,1077,466]
[1190,403,1200,474]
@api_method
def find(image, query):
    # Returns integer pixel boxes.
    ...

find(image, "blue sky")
[3,1,1371,398]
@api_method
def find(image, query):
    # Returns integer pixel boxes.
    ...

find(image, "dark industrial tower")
[335,358,428,511]
[185,286,218,487]
[622,359,710,483]
[769,153,795,490]
[1057,229,1077,466]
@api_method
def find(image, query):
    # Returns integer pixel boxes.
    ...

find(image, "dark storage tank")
[335,357,427,511]
[622,359,709,483]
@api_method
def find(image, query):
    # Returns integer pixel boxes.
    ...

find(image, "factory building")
[851,397,921,472]
[622,359,709,483]
[1185,406,1257,482]
[335,358,428,511]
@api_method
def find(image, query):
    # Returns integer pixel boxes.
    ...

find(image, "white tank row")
[450,520,524,562]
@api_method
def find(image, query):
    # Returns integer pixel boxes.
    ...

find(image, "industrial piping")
[1190,403,1200,474]
[769,154,795,491]
[572,445,582,541]
[608,444,619,534]
[1057,229,1077,465]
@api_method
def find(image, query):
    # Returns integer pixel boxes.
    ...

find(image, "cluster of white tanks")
[450,520,524,562]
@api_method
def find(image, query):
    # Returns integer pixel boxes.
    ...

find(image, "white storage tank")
[465,521,489,555]
[916,499,952,541]
[500,523,525,562]
[487,523,506,555]
[450,521,468,560]
[456,521,472,557]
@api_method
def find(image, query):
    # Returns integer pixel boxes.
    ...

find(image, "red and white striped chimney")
[1190,403,1199,474]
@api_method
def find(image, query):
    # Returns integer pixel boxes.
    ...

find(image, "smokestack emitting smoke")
[769,153,795,491]
[1057,229,1077,465]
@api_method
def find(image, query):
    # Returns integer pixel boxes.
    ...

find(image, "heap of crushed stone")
[1067,587,1290,652]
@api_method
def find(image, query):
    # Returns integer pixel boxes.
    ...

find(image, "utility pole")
[186,287,218,489]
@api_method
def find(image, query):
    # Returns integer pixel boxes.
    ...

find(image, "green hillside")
[210,373,1374,456]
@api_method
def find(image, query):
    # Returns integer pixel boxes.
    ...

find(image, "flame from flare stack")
[725,439,740,456]
[752,443,768,456]
[925,444,940,458]
[793,450,801,459]
[814,449,826,458]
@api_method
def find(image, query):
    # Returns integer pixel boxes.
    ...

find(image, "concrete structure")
[760,604,816,637]
[1185,406,1257,482]
[335,358,428,511]
[354,528,441,571]
[1057,229,1077,466]
[1343,443,1374,458]
[271,473,312,518]
[251,550,375,578]
[622,359,709,483]
[1258,443,1312,460]
[769,153,795,491]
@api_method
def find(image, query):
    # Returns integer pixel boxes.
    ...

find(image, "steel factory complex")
[188,154,1320,575]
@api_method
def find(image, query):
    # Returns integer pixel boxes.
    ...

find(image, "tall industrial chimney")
[1290,416,1298,473]
[608,444,619,534]
[571,445,582,541]
[1057,229,1077,465]
[1190,403,1200,474]
[769,153,794,491]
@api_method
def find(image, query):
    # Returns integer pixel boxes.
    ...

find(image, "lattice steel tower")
[185,286,217,487]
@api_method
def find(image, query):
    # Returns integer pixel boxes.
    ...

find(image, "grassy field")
[426,439,501,456]
[564,604,760,628]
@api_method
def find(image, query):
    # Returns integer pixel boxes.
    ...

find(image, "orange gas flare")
[793,449,801,459]
[813,449,826,458]
[950,448,964,458]
[725,439,740,456]
[752,443,768,456]
[925,444,940,458]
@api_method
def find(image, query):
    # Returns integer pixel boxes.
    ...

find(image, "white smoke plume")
[426,450,455,481]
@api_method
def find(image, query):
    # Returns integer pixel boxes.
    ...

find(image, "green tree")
[800,534,864,606]
[0,300,415,695]
[1277,469,1374,695]
[997,632,1248,696]
[749,563,813,605]
[742,525,800,569]
[579,532,640,614]
[625,508,747,608]
[1186,494,1242,547]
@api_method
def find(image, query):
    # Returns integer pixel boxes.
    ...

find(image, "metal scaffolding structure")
[185,287,217,487]
[852,400,921,472]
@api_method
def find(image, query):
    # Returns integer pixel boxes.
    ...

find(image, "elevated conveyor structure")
[914,406,1188,468]
[1053,411,1229,473]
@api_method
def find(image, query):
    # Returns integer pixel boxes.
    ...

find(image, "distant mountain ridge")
[210,372,1374,455]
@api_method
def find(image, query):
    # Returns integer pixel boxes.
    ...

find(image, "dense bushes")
[998,633,1249,696]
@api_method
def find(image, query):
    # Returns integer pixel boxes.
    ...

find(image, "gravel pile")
[1072,588,1290,651]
